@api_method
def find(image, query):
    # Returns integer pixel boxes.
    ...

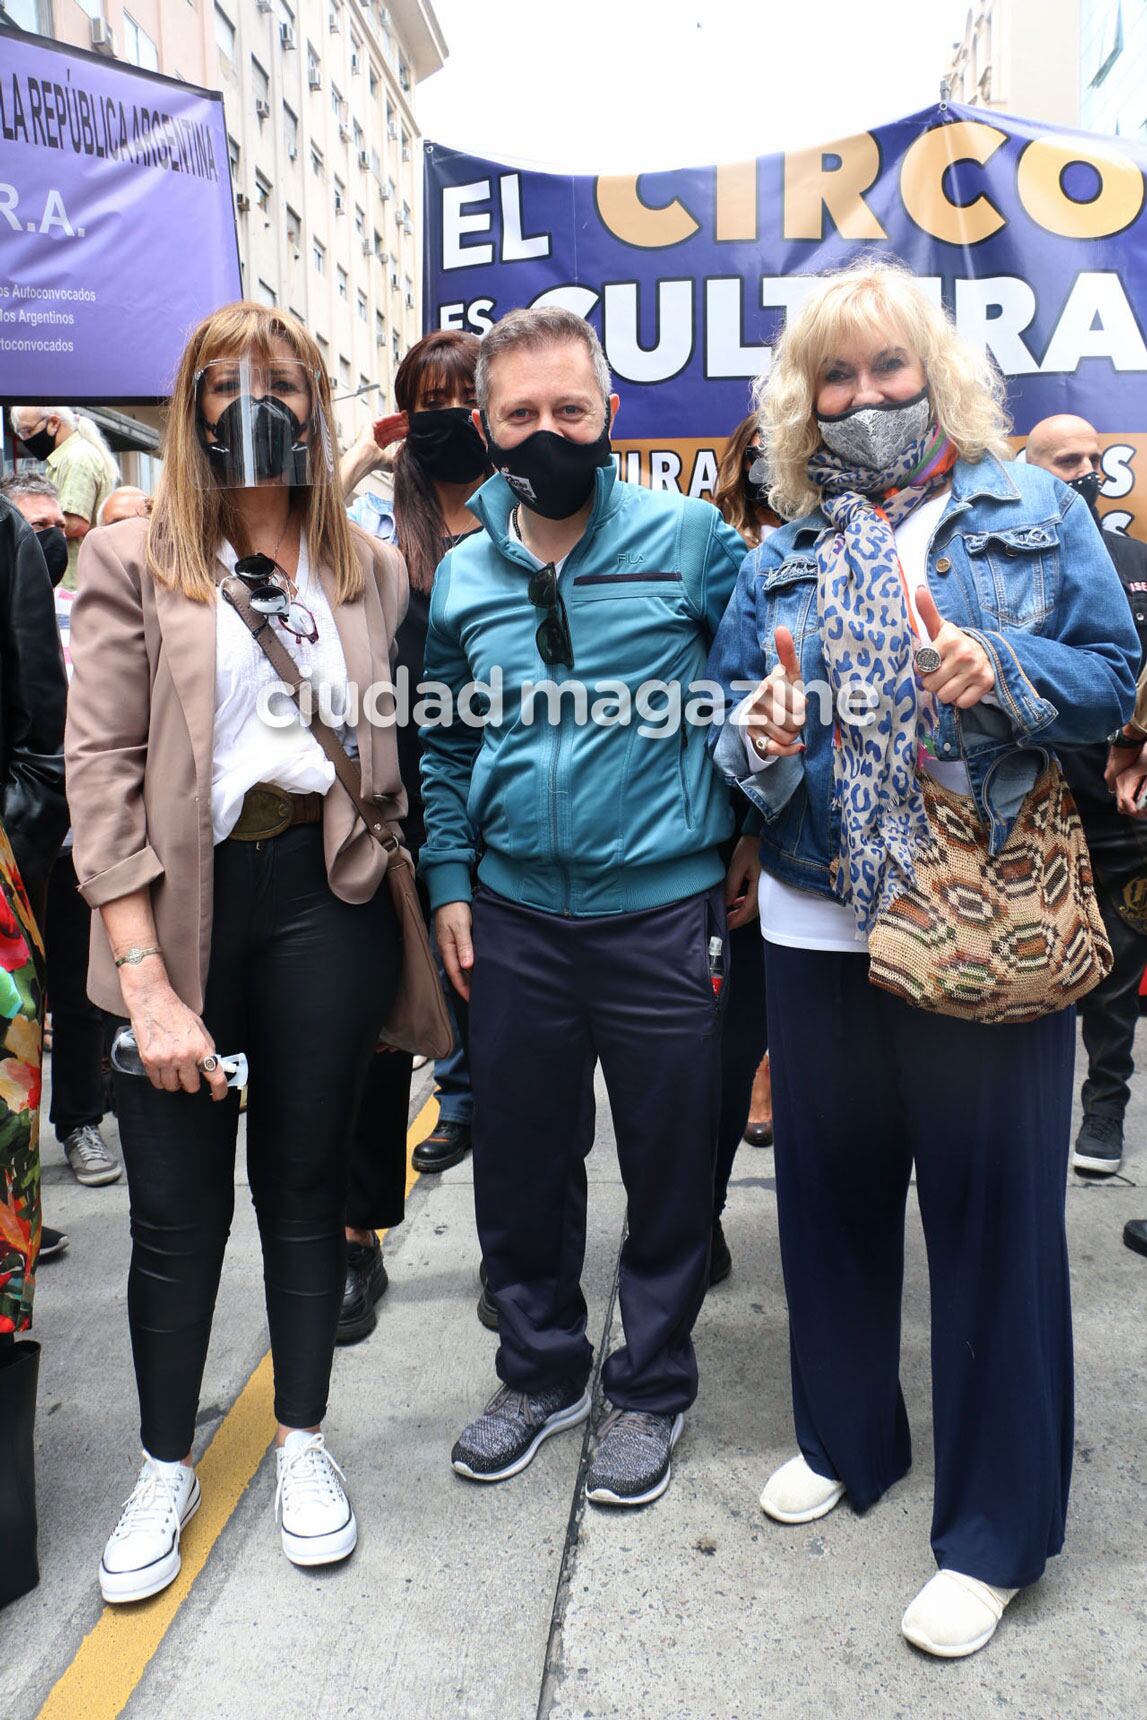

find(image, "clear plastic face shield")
[193,355,334,489]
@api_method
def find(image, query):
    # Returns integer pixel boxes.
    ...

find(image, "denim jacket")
[706,455,1139,899]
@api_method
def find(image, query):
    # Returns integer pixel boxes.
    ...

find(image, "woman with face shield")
[64,303,409,1600]
[706,261,1139,1658]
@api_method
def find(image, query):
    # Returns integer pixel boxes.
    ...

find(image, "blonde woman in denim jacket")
[707,261,1138,1660]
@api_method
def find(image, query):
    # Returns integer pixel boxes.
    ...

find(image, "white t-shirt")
[211,538,354,844]
[745,490,980,952]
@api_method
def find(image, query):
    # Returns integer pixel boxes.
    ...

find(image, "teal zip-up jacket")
[419,465,746,916]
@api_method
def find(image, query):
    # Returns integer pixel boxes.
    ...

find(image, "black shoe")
[335,1235,388,1345]
[1124,1219,1147,1259]
[476,1283,499,1331]
[38,1226,69,1262]
[708,1218,732,1287]
[743,1121,773,1148]
[1073,1114,1124,1176]
[411,1119,471,1174]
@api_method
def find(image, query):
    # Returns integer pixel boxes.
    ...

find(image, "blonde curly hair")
[757,258,1013,520]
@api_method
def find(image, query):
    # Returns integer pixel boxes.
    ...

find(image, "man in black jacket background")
[1028,416,1147,1179]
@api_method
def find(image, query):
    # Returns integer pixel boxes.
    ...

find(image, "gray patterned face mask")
[816,387,931,471]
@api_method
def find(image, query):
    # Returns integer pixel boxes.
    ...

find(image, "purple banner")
[0,31,241,401]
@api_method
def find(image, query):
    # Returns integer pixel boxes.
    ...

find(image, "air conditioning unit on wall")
[90,18,114,53]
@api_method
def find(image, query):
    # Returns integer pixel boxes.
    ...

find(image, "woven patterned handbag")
[867,763,1112,1024]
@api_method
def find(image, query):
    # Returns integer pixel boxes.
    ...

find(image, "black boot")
[411,1119,471,1174]
[0,1340,40,1608]
[335,1236,388,1345]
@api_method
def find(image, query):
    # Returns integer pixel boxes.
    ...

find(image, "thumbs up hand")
[914,586,996,709]
[743,625,806,759]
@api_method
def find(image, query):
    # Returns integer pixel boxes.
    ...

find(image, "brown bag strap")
[220,574,406,864]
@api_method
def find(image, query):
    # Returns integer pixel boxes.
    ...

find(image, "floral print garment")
[0,821,44,1334]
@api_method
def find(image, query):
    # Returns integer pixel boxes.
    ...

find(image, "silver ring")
[200,1054,219,1073]
[914,645,942,676]
[751,734,771,757]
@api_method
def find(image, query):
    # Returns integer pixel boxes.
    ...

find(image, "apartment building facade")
[1,0,446,473]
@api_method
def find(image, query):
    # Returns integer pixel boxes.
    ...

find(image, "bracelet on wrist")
[114,944,162,969]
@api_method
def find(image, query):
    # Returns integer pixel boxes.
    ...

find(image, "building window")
[227,135,241,175]
[214,4,236,61]
[331,82,344,119]
[279,0,295,29]
[350,33,362,72]
[311,144,324,179]
[353,121,364,156]
[313,239,326,274]
[256,279,278,307]
[373,228,384,259]
[255,171,272,214]
[357,291,368,322]
[375,310,386,345]
[386,100,396,140]
[401,128,411,163]
[286,205,302,251]
[283,104,299,157]
[307,42,321,87]
[251,57,270,111]
[399,57,410,93]
[355,204,366,241]
[337,268,349,302]
[334,175,346,216]
[392,331,400,365]
[123,13,160,71]
[369,66,379,98]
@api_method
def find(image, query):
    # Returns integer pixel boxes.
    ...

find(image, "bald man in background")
[1028,414,1147,1181]
[98,486,151,526]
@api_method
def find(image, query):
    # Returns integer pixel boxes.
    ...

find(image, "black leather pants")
[114,826,400,1459]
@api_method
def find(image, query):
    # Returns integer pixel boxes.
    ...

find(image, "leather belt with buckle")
[229,783,326,842]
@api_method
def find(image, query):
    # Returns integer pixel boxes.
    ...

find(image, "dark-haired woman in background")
[338,331,490,1339]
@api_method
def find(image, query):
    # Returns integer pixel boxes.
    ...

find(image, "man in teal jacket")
[420,306,749,1508]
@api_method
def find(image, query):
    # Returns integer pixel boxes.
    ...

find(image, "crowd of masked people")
[1,260,1146,1663]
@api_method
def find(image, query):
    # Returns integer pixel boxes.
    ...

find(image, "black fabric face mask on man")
[405,408,489,484]
[1068,469,1103,520]
[482,412,612,520]
[197,394,308,487]
[34,525,69,586]
[17,423,56,462]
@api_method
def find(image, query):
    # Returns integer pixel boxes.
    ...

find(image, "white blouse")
[211,537,355,844]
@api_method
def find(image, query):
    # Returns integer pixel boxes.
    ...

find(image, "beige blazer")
[65,516,409,1015]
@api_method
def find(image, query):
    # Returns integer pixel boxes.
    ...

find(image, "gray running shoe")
[63,1122,122,1187]
[585,1407,684,1507]
[451,1379,590,1482]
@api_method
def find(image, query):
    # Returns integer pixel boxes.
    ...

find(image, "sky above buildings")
[417,0,975,171]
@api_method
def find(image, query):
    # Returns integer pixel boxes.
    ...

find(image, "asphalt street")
[6,1021,1147,1720]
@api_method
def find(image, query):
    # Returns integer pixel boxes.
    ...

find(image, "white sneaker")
[99,1454,200,1603]
[901,1570,1018,1658]
[759,1454,846,1523]
[63,1122,122,1187]
[274,1431,357,1567]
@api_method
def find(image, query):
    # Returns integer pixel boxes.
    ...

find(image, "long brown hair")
[713,412,768,546]
[148,301,363,604]
[393,330,486,593]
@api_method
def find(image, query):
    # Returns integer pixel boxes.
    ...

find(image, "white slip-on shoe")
[99,1454,200,1604]
[901,1569,1018,1658]
[759,1454,846,1524]
[275,1431,358,1567]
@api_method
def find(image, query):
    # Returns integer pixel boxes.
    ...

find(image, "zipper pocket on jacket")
[678,726,695,830]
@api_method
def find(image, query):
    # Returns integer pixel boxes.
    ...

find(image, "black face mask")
[482,412,612,520]
[17,422,56,462]
[405,408,489,484]
[1069,469,1103,520]
[743,447,767,507]
[197,394,308,487]
[34,525,68,586]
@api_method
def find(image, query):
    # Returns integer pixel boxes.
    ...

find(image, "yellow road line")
[36,1094,440,1720]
